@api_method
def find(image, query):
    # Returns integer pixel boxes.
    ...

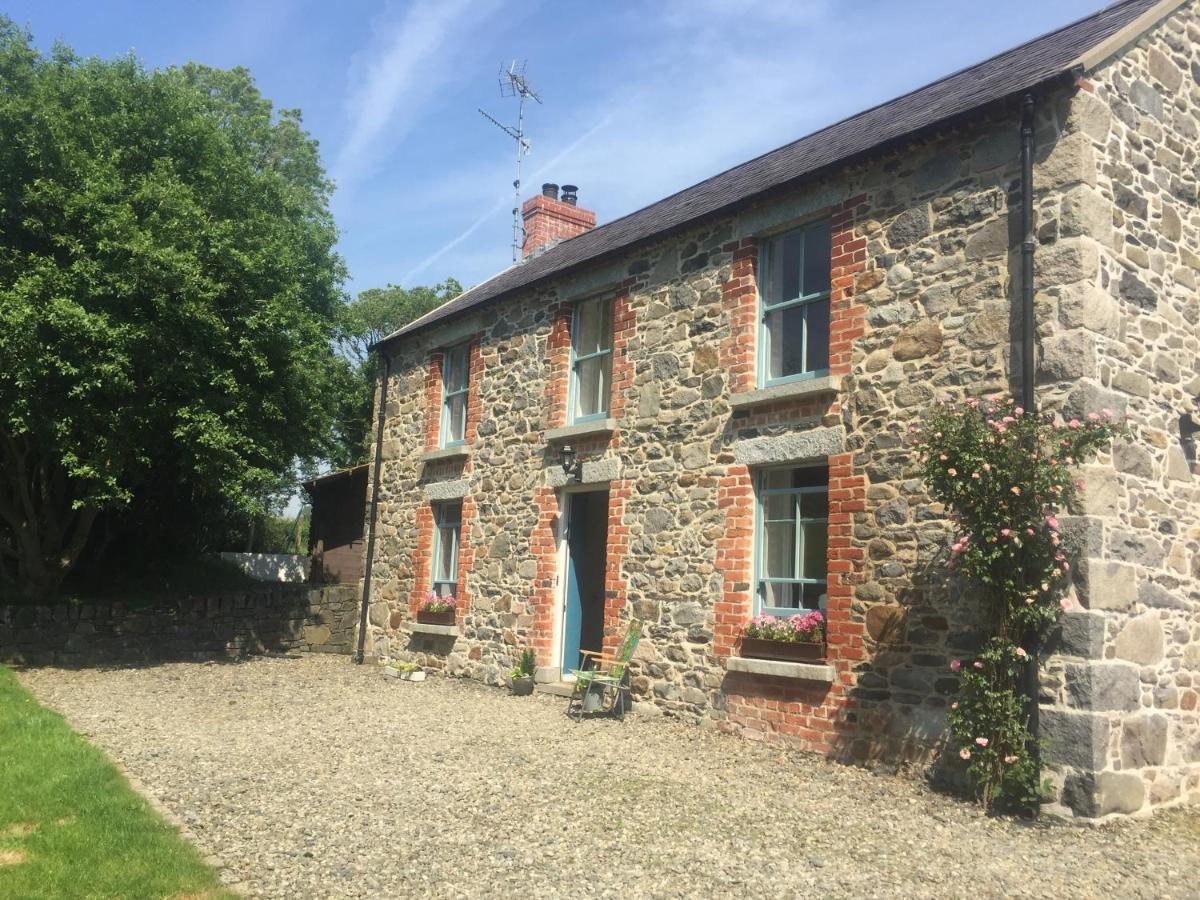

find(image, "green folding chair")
[566,618,644,721]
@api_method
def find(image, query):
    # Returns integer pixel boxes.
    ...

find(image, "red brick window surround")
[711,196,868,751]
[412,497,473,622]
[423,350,444,451]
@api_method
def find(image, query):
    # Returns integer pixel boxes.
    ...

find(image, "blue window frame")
[430,501,462,598]
[568,296,613,423]
[440,342,470,447]
[758,220,832,386]
[754,466,828,616]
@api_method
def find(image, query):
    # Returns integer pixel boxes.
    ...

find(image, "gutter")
[354,353,391,664]
[1018,90,1041,802]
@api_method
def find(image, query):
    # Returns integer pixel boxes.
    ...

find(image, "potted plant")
[416,591,457,626]
[739,611,825,662]
[509,647,536,696]
[384,659,425,682]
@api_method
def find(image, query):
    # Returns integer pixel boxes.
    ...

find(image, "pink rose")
[1010,486,1021,495]
[950,659,961,672]
[1000,528,1011,537]
[1046,516,1059,531]
[1004,755,1019,764]
[1060,598,1072,611]
[973,661,984,670]
[975,737,989,747]
[1015,647,1028,658]
[1102,409,1113,419]
[959,748,972,760]
[947,468,957,477]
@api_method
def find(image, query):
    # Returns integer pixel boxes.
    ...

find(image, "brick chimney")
[521,183,596,258]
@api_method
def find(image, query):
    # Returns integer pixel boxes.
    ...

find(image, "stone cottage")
[363,0,1199,819]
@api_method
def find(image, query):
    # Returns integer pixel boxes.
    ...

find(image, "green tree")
[0,22,346,600]
[328,279,461,468]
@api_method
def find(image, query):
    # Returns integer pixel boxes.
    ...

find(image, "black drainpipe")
[1018,92,1041,789]
[354,352,391,664]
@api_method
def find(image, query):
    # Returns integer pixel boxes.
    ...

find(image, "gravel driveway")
[16,655,1199,899]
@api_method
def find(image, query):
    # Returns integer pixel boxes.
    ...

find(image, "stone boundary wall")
[0,584,360,667]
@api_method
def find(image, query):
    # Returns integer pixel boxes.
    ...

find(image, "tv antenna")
[479,60,542,263]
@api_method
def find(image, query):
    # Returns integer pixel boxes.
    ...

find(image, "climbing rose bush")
[742,611,825,644]
[915,396,1121,811]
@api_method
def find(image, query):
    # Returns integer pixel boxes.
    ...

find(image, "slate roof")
[380,0,1163,347]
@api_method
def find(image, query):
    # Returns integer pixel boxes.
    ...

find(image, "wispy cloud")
[398,0,845,287]
[402,111,620,283]
[333,0,504,185]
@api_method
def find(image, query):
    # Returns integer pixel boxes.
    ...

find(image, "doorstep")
[534,681,575,698]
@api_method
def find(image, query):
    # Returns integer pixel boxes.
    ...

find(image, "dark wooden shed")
[303,464,369,584]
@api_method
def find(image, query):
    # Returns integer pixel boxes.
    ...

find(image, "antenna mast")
[479,60,542,263]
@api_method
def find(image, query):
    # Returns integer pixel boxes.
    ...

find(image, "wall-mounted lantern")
[560,443,580,482]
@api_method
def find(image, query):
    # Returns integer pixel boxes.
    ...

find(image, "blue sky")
[8,0,1104,297]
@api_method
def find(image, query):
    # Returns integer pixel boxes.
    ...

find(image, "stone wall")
[0,584,360,666]
[364,6,1198,818]
[365,97,1041,757]
[1035,5,1200,819]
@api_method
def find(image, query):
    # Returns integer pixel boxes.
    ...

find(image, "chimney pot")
[560,184,578,206]
[541,182,559,199]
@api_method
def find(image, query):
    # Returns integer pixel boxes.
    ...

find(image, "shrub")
[510,647,537,681]
[915,396,1120,811]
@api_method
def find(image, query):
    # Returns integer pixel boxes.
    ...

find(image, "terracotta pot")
[417,608,456,626]
[739,637,825,663]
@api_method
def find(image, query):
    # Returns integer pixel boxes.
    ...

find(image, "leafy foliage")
[328,280,462,468]
[511,647,537,680]
[916,396,1121,811]
[0,21,345,599]
[335,281,462,369]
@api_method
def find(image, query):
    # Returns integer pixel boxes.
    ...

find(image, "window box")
[416,608,456,626]
[739,638,825,664]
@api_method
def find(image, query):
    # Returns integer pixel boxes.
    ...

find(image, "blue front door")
[561,489,608,673]
[562,503,584,672]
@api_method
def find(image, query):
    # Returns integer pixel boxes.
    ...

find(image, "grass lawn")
[0,666,234,899]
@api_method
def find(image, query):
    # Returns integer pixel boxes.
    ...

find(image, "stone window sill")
[728,375,842,411]
[726,656,835,682]
[544,418,617,442]
[420,445,471,463]
[410,622,459,637]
